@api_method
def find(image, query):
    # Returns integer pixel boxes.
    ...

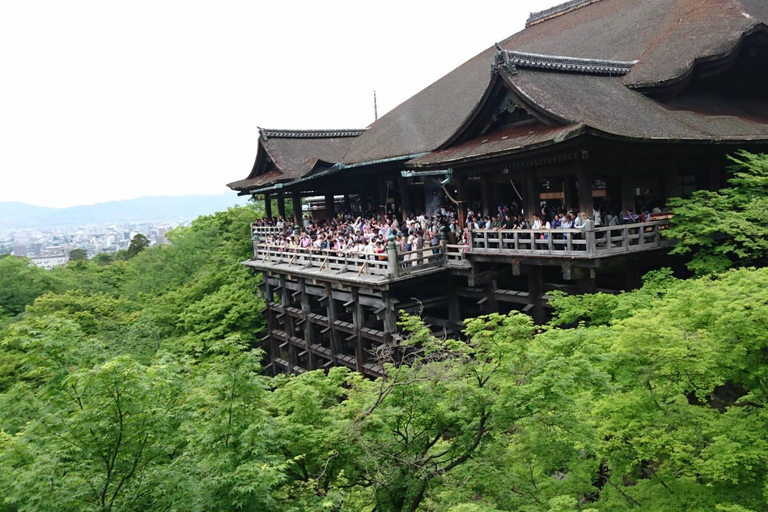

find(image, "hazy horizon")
[0,0,553,208]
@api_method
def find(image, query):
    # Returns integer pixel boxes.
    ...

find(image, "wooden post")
[263,276,278,376]
[456,173,468,229]
[277,194,286,220]
[585,218,596,257]
[576,166,594,216]
[382,291,397,333]
[378,176,388,217]
[264,193,273,220]
[324,194,335,221]
[352,287,365,373]
[387,235,399,278]
[620,174,635,214]
[324,282,341,361]
[663,166,678,206]
[480,174,491,216]
[398,176,411,221]
[577,272,597,294]
[563,176,575,211]
[527,268,546,324]
[525,171,538,220]
[292,191,301,226]
[280,275,297,371]
[298,278,316,371]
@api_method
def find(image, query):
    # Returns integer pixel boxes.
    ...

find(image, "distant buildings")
[28,254,69,270]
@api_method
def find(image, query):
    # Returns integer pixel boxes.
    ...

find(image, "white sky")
[0,0,554,208]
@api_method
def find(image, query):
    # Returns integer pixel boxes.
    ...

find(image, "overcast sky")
[0,0,554,208]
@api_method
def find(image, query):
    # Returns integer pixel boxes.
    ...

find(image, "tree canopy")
[2,201,768,511]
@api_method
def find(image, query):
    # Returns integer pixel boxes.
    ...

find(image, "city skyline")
[0,0,552,208]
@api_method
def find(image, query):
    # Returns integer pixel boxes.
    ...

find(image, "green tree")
[69,248,88,261]
[125,234,150,259]
[0,256,61,317]
[666,151,768,275]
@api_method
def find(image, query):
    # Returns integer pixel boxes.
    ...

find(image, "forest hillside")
[2,155,768,511]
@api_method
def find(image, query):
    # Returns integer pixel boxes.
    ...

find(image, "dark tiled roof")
[342,0,767,164]
[496,50,636,76]
[227,170,284,191]
[526,0,602,28]
[227,129,363,191]
[231,0,768,192]
[507,68,768,141]
[408,122,585,167]
[259,128,365,140]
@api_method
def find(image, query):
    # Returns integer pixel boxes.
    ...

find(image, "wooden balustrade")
[445,244,470,267]
[398,245,446,276]
[254,244,391,277]
[251,224,287,241]
[470,220,670,257]
[250,221,672,280]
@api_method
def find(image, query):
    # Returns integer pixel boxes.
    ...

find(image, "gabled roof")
[227,129,364,192]
[341,0,768,164]
[229,0,768,192]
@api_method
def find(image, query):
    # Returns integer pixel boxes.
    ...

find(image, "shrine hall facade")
[228,0,768,376]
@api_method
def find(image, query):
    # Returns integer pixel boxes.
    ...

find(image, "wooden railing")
[470,220,670,257]
[399,245,445,276]
[446,244,470,267]
[254,244,391,277]
[250,221,672,280]
[251,224,287,242]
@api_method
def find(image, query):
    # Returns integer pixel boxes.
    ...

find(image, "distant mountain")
[0,194,250,229]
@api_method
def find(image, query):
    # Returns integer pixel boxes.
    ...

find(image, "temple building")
[228,0,768,376]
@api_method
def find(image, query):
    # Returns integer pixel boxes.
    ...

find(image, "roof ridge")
[526,0,602,27]
[493,49,636,76]
[259,128,366,140]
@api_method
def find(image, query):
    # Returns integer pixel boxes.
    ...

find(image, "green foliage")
[0,256,62,317]
[666,151,768,275]
[126,234,150,259]
[69,248,88,261]
[2,202,768,511]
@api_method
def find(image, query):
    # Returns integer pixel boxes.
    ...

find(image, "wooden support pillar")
[663,166,678,205]
[577,269,597,295]
[481,281,499,314]
[325,194,335,221]
[456,174,468,228]
[624,267,642,291]
[298,278,316,371]
[620,174,636,214]
[280,275,297,371]
[480,174,491,216]
[324,282,341,360]
[292,192,301,226]
[264,193,273,220]
[277,194,286,220]
[576,166,594,216]
[263,276,278,376]
[398,176,411,221]
[563,176,575,211]
[527,268,546,324]
[382,291,397,333]
[448,276,462,328]
[525,171,538,219]
[352,288,366,373]
[378,176,388,217]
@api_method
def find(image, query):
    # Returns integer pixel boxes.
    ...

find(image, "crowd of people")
[252,200,666,256]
